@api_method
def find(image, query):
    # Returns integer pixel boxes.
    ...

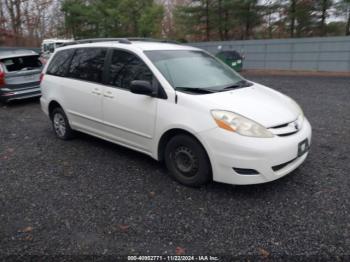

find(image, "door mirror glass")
[130,80,155,96]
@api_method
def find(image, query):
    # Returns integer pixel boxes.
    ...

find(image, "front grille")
[277,131,298,137]
[268,118,302,137]
[270,123,289,129]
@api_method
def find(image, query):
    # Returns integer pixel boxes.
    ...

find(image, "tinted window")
[46,49,74,77]
[108,50,153,89]
[68,48,107,83]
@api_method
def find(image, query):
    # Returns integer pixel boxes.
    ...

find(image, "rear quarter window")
[46,49,74,77]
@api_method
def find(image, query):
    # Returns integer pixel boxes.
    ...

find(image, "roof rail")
[61,38,131,47]
[128,37,179,44]
[60,37,179,47]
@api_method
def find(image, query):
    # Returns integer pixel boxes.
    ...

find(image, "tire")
[51,107,75,140]
[164,134,212,187]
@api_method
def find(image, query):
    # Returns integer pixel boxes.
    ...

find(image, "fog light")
[233,168,259,175]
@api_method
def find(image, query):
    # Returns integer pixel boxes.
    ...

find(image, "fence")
[2,37,350,72]
[189,36,350,72]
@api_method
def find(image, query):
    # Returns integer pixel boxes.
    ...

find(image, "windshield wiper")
[175,87,216,94]
[221,80,253,91]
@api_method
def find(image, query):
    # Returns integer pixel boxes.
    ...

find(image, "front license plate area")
[298,139,309,157]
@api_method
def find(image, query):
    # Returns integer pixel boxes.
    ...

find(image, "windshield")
[145,50,247,93]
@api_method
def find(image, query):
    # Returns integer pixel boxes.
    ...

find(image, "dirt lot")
[0,75,349,259]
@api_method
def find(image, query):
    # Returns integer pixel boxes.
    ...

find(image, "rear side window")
[1,55,42,72]
[68,48,107,83]
[108,50,153,89]
[46,49,74,77]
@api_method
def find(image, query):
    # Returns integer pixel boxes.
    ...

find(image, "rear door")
[61,48,108,135]
[1,55,42,91]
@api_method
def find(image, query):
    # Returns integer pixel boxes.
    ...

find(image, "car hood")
[197,83,301,128]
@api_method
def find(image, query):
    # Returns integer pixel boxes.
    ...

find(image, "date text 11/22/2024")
[127,255,219,261]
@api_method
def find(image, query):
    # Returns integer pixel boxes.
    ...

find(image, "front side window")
[68,48,107,83]
[145,50,248,93]
[46,49,74,77]
[108,50,153,89]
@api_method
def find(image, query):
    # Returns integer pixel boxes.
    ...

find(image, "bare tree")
[1,0,58,46]
[4,0,29,44]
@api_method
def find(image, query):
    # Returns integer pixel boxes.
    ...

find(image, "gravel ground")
[0,75,349,260]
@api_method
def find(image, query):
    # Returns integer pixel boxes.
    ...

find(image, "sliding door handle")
[92,88,101,95]
[103,91,114,98]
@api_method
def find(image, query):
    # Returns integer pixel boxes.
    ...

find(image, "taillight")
[40,73,44,84]
[0,64,5,87]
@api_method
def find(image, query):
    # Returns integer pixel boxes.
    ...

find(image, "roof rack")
[60,37,179,47]
[61,38,131,47]
[127,37,179,44]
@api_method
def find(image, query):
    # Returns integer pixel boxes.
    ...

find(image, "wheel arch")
[157,128,210,163]
[48,100,63,120]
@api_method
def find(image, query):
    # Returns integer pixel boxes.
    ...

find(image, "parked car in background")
[216,50,244,72]
[40,38,311,187]
[0,49,43,103]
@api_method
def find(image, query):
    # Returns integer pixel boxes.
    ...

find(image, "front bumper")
[0,86,41,102]
[198,118,312,185]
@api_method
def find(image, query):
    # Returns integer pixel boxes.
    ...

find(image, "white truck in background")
[41,39,73,62]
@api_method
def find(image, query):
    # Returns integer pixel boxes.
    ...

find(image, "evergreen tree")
[61,0,164,38]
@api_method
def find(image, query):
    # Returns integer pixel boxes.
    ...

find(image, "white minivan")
[40,38,312,187]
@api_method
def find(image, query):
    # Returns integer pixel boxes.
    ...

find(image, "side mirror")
[130,80,156,97]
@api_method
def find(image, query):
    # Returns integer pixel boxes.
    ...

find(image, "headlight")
[211,110,274,138]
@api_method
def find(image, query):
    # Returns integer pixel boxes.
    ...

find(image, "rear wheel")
[51,107,75,140]
[164,134,212,187]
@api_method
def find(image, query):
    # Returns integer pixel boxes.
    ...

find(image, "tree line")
[61,0,164,39]
[174,0,350,41]
[1,0,350,47]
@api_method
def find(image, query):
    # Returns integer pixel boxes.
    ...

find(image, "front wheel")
[164,134,212,187]
[51,107,75,140]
